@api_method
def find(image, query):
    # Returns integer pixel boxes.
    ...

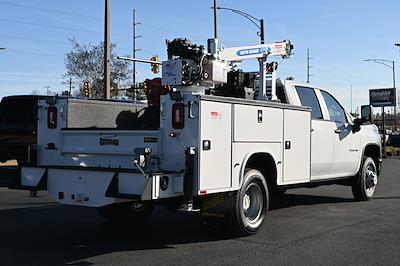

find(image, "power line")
[140,24,205,41]
[0,72,62,79]
[0,34,69,45]
[313,58,378,85]
[0,1,261,45]
[0,17,100,34]
[5,49,64,57]
[0,1,100,20]
[0,2,206,40]
[0,17,132,38]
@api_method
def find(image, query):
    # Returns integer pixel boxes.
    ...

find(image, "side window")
[295,86,323,119]
[321,91,347,123]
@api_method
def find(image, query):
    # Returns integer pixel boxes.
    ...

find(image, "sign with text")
[369,88,396,107]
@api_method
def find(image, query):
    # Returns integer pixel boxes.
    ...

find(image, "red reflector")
[48,106,57,129]
[199,190,207,195]
[172,103,185,129]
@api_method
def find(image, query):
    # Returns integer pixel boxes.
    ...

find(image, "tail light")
[172,103,185,129]
[48,106,57,129]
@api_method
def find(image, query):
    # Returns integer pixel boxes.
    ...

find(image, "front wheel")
[97,201,154,223]
[351,157,378,201]
[230,169,269,235]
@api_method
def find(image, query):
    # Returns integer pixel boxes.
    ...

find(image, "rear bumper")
[14,166,184,207]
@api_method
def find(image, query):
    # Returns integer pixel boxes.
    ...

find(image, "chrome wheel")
[242,183,263,225]
[231,169,269,235]
[352,157,378,201]
[365,164,378,197]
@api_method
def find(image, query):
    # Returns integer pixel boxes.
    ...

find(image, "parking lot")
[0,158,399,266]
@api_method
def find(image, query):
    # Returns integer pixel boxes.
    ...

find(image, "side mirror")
[353,105,373,133]
[360,105,372,123]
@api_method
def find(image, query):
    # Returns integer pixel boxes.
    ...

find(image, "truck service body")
[5,38,381,235]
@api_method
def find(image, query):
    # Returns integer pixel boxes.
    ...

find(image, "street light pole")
[213,0,218,39]
[104,0,111,99]
[392,60,396,131]
[216,7,264,44]
[364,58,396,131]
[395,43,400,130]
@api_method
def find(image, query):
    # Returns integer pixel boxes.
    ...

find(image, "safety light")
[172,103,185,129]
[47,106,57,129]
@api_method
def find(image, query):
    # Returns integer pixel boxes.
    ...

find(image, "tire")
[351,157,378,201]
[230,169,269,235]
[97,201,154,223]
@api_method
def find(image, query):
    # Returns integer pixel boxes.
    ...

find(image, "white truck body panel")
[197,96,311,191]
[232,142,282,187]
[199,100,232,191]
[282,109,311,184]
[233,105,283,142]
[47,169,117,207]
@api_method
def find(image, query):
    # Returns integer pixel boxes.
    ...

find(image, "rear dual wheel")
[230,169,269,235]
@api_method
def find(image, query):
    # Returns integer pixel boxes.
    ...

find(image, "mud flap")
[200,192,236,220]
[184,147,196,203]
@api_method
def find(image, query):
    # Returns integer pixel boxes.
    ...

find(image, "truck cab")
[282,80,381,180]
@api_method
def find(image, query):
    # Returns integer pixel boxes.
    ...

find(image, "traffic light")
[83,81,90,97]
[150,56,159,73]
[143,80,149,94]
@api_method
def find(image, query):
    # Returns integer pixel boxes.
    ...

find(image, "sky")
[0,0,399,112]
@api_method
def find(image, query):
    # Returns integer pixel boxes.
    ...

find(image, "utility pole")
[104,0,111,99]
[69,77,72,96]
[392,60,397,131]
[132,9,141,89]
[350,84,353,114]
[307,49,313,83]
[395,43,400,131]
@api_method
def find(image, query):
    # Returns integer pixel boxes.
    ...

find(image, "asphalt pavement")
[0,159,399,266]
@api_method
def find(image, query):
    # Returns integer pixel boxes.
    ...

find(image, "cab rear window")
[295,86,323,119]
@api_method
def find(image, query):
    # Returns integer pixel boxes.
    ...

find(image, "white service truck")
[10,38,381,235]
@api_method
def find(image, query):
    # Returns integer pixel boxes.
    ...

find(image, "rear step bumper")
[11,166,184,207]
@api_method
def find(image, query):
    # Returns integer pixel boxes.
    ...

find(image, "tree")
[64,38,131,99]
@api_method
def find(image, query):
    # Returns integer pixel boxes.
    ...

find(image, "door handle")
[334,129,342,134]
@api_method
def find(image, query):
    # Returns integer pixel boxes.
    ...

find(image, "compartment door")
[199,101,232,191]
[283,109,311,184]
